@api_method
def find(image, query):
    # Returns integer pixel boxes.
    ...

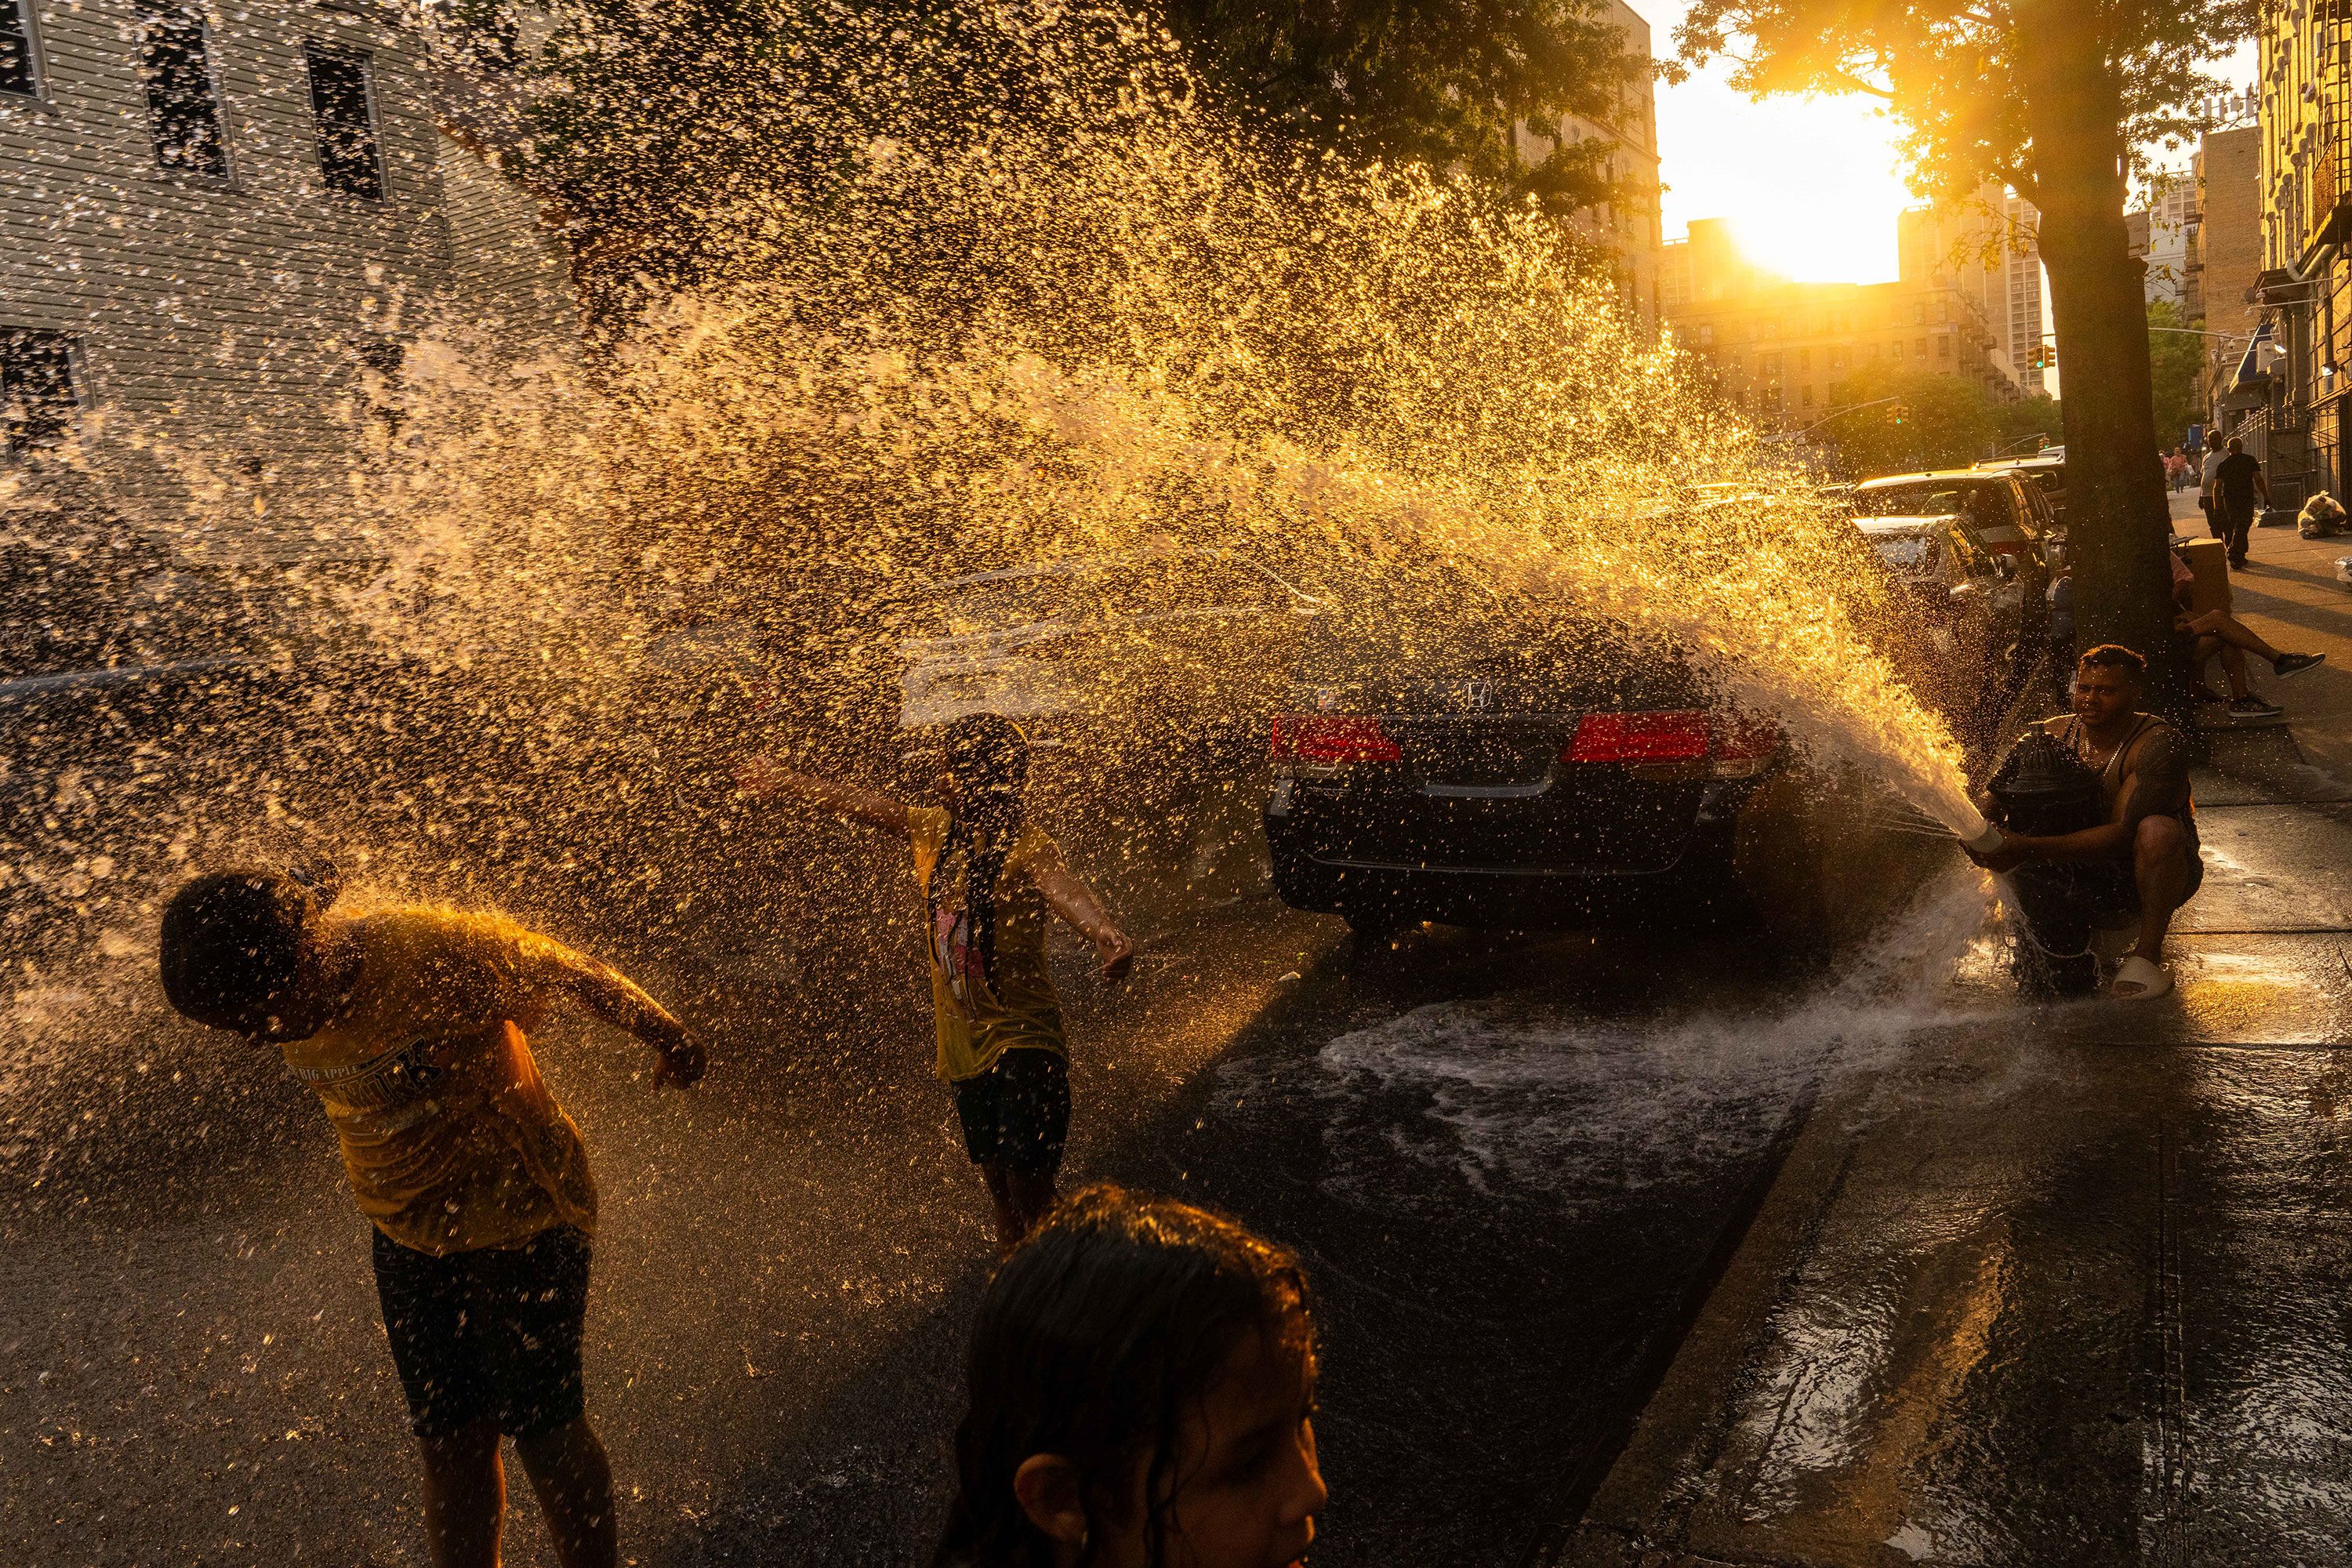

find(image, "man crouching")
[1969,644,2204,1000]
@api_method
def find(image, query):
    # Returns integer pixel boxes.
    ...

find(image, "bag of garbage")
[2338,555,2352,589]
[2300,492,2350,538]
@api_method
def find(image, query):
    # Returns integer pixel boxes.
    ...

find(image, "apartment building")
[0,0,574,561]
[1897,187,2045,394]
[1515,0,1664,331]
[2196,125,2264,430]
[2130,176,2196,308]
[2243,2,2351,506]
[1662,214,2023,430]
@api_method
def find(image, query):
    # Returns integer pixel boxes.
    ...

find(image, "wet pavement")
[17,580,2352,1566]
[1560,776,2352,1566]
[0,811,1926,1567]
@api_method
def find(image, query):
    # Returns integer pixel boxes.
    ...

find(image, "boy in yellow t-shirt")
[736,715,1132,1249]
[158,867,702,1568]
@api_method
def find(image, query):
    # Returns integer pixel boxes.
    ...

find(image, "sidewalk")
[1554,496,2352,1566]
[2167,488,2352,784]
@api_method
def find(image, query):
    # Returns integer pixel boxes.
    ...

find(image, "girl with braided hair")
[738,714,1134,1247]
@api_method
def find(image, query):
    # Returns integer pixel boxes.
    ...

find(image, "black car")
[1263,599,1792,937]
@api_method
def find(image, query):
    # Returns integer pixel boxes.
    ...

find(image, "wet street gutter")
[1555,779,2352,1567]
[1515,1077,1826,1568]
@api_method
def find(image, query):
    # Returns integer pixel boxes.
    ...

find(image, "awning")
[2234,318,2275,388]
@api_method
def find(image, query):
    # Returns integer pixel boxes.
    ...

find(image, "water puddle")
[1210,868,2009,1221]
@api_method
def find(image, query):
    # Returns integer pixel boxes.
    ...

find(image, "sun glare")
[1657,65,1912,285]
[1726,205,1900,288]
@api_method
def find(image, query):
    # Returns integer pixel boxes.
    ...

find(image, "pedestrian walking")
[931,1184,1327,1568]
[736,716,1134,1250]
[158,868,704,1568]
[2199,441,2227,540]
[2213,436,2270,568]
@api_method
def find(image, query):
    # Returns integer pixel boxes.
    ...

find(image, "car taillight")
[1272,713,1403,765]
[1710,716,1780,778]
[1563,710,1778,778]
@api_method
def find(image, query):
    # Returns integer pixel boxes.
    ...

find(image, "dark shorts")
[2077,820,2205,916]
[372,1224,591,1440]
[953,1047,1070,1175]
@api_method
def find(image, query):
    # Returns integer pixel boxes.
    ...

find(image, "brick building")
[1897,187,2047,396]
[0,0,574,562]
[2238,4,2350,506]
[2196,125,2264,440]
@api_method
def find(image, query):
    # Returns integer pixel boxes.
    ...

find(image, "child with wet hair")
[158,867,703,1568]
[934,1184,1327,1568]
[735,713,1133,1249]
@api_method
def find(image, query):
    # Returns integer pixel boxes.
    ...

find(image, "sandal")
[2111,955,2173,1000]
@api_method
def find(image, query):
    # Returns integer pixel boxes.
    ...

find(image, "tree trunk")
[2012,0,2184,714]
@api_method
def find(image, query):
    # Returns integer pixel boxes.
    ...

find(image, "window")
[1,0,38,96]
[138,2,229,179]
[306,46,383,198]
[1938,334,1952,360]
[1913,302,1927,325]
[1829,347,1846,370]
[1915,336,1929,360]
[1801,385,1816,409]
[1697,323,1716,347]
[2,329,79,459]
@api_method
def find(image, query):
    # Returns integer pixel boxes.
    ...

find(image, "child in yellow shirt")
[737,715,1131,1249]
[159,867,702,1568]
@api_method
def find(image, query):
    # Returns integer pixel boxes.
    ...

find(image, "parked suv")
[1973,453,2067,540]
[1853,469,2053,622]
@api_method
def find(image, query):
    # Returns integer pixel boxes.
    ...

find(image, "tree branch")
[1824,67,1898,100]
[1993,162,2042,209]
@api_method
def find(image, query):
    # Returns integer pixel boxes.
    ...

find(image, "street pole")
[1781,395,1902,440]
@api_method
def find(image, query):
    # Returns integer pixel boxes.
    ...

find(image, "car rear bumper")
[1266,815,1747,930]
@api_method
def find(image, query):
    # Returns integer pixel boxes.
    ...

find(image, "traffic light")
[1889,401,1911,426]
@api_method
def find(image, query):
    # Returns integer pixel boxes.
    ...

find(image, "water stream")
[1,0,1996,1198]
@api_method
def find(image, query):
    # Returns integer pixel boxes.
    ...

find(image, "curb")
[1552,1077,1873,1566]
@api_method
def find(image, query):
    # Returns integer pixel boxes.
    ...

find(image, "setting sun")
[1655,60,1915,283]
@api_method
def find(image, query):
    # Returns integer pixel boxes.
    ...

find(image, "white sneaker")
[2111,955,2173,1000]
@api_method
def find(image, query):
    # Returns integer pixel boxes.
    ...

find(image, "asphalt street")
[0,812,2003,1566]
